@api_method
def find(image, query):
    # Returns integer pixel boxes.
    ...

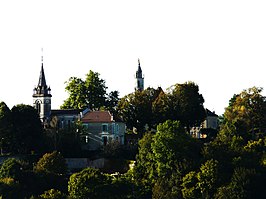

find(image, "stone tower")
[135,59,144,91]
[33,57,52,121]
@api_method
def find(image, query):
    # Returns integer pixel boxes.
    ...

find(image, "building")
[190,109,218,138]
[33,64,52,122]
[81,110,126,150]
[135,59,144,91]
[33,58,125,150]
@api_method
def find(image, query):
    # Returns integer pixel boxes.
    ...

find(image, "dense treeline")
[0,70,265,198]
[131,86,266,198]
[61,71,206,134]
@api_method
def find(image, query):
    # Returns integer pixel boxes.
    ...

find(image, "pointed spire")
[33,49,51,97]
[136,58,143,78]
[38,48,47,87]
[38,64,47,87]
[138,58,142,72]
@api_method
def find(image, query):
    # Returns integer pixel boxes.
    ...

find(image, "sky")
[0,0,266,116]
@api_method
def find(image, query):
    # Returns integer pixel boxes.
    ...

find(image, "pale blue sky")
[0,0,266,115]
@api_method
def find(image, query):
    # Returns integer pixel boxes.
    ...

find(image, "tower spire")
[135,58,144,91]
[33,49,52,121]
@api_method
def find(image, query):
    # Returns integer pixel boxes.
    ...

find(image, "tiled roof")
[81,111,124,123]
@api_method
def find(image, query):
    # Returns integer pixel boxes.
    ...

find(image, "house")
[32,57,127,151]
[81,110,126,150]
[50,109,82,129]
[190,108,218,139]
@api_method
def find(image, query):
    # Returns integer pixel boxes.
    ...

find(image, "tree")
[39,189,67,199]
[105,90,119,114]
[169,82,206,132]
[60,77,87,109]
[181,171,200,199]
[68,167,110,199]
[117,87,162,133]
[151,120,201,178]
[222,87,266,140]
[11,104,43,154]
[133,132,156,186]
[61,70,118,111]
[215,167,257,199]
[35,151,67,175]
[0,158,24,180]
[152,89,171,125]
[133,120,202,198]
[0,102,13,153]
[197,159,219,198]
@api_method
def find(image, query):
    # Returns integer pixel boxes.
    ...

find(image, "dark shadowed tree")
[117,87,162,133]
[169,82,206,132]
[11,104,43,154]
[0,102,13,153]
[105,90,119,114]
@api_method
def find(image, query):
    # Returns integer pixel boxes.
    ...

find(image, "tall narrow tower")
[33,52,52,121]
[135,59,144,91]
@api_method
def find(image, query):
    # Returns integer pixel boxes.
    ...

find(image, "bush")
[35,151,67,175]
[39,189,67,199]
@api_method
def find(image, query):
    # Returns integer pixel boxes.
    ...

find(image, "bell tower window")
[36,101,41,114]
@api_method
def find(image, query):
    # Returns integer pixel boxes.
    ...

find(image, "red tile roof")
[81,111,113,123]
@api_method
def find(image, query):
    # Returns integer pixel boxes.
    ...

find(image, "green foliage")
[118,83,206,134]
[35,151,67,175]
[222,87,266,140]
[181,171,200,199]
[68,167,110,199]
[181,160,219,199]
[152,175,180,199]
[197,159,219,198]
[214,167,256,199]
[61,70,118,111]
[133,132,155,185]
[169,82,206,130]
[0,158,23,180]
[117,87,162,133]
[133,120,202,198]
[152,120,201,178]
[105,90,120,114]
[39,189,67,199]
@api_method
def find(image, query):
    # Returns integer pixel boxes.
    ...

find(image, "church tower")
[33,53,52,121]
[135,59,144,91]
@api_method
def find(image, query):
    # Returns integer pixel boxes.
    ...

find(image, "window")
[102,124,108,132]
[36,101,41,114]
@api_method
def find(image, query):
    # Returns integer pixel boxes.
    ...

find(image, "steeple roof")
[136,59,143,78]
[33,63,51,97]
[38,64,47,87]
